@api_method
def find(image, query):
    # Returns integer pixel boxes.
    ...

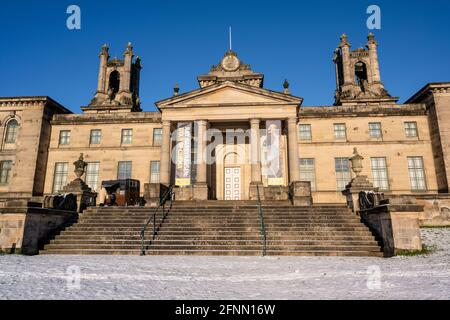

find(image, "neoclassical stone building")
[1,34,450,253]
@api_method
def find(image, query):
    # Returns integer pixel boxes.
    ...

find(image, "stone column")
[192,120,208,200]
[249,119,263,200]
[250,119,262,184]
[367,33,381,83]
[339,35,352,85]
[160,120,171,185]
[120,43,133,93]
[196,120,208,184]
[287,117,300,182]
[97,44,109,93]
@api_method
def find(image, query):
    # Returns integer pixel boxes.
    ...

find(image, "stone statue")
[73,153,87,180]
[349,147,364,177]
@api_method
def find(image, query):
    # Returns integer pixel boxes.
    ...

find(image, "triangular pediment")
[156,82,302,109]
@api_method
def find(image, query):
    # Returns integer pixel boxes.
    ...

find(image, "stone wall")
[298,104,438,204]
[45,112,162,197]
[360,203,423,257]
[406,83,450,193]
[415,194,450,227]
[0,206,75,255]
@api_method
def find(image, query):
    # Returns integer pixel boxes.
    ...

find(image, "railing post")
[140,230,145,256]
[256,185,267,256]
[140,185,174,256]
[153,213,156,239]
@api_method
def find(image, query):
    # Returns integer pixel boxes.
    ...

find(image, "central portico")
[155,50,303,201]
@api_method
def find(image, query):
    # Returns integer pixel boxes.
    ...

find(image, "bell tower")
[83,43,142,113]
[333,33,398,106]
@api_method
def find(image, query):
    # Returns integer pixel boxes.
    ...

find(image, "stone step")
[43,243,381,251]
[41,201,381,257]
[86,207,349,213]
[40,248,383,257]
[83,210,354,216]
[79,216,361,222]
[66,227,370,233]
[60,229,374,237]
[51,234,376,241]
[72,222,366,228]
[48,239,379,246]
[88,207,348,210]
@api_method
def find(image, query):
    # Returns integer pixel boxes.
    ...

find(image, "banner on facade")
[175,122,192,187]
[261,120,284,186]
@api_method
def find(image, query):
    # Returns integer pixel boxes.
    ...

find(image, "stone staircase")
[40,202,383,256]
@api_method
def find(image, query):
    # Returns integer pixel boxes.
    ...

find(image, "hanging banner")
[175,122,192,187]
[261,120,284,186]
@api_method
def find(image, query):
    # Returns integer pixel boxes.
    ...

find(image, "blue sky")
[0,0,449,112]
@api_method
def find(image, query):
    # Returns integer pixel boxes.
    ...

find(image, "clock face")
[221,55,240,71]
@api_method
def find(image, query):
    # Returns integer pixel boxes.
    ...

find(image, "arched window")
[5,119,19,143]
[355,61,368,91]
[224,152,238,165]
[108,71,120,96]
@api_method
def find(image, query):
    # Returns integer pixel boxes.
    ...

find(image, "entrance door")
[224,167,241,200]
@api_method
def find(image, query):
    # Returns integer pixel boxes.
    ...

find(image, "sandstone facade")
[1,34,449,253]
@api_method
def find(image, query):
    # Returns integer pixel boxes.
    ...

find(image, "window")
[153,128,163,146]
[405,122,418,138]
[299,158,316,191]
[150,161,160,183]
[370,157,389,191]
[298,124,312,140]
[335,157,351,191]
[52,162,68,193]
[0,160,13,184]
[407,157,427,191]
[5,119,19,143]
[369,122,382,138]
[121,129,133,145]
[59,130,71,145]
[117,161,132,180]
[90,129,102,145]
[85,162,100,191]
[333,123,347,140]
[109,71,120,96]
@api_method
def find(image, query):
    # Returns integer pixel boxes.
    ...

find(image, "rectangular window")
[369,122,382,138]
[52,162,68,193]
[90,129,102,145]
[59,130,71,145]
[85,162,100,191]
[0,160,13,184]
[335,157,351,191]
[370,157,389,191]
[299,158,316,191]
[407,156,427,191]
[117,161,132,180]
[121,129,133,145]
[333,123,347,140]
[405,122,418,138]
[298,124,312,140]
[150,161,160,183]
[153,128,163,146]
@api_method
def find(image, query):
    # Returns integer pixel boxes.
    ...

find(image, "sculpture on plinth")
[343,148,377,212]
[73,153,87,180]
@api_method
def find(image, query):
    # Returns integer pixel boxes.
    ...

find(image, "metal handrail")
[140,185,174,256]
[256,184,267,256]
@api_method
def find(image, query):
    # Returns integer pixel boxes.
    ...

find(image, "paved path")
[0,228,449,299]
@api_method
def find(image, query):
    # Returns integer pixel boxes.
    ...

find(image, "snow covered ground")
[0,228,449,300]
